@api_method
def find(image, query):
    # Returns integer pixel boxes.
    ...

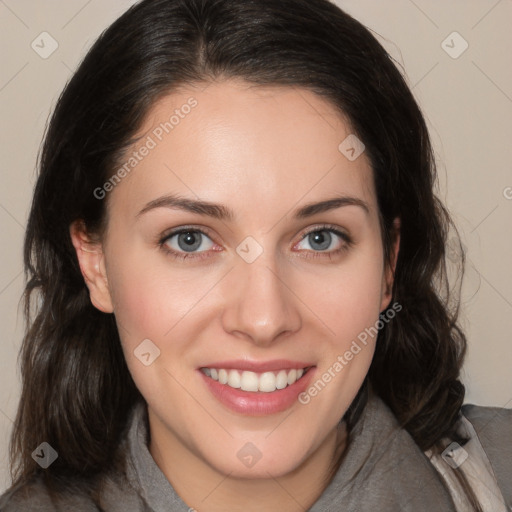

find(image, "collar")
[123,392,456,511]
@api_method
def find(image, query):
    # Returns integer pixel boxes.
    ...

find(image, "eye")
[160,228,216,260]
[158,224,352,262]
[295,225,352,256]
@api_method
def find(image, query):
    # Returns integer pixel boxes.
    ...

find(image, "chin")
[201,438,312,480]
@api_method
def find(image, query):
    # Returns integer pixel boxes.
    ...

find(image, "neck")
[148,414,348,512]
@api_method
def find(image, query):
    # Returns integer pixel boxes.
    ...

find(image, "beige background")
[0,0,511,493]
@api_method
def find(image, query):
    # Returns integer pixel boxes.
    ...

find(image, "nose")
[221,254,302,347]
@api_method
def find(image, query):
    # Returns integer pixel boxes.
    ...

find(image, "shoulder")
[461,402,512,505]
[0,471,143,512]
[462,400,512,423]
[461,401,512,446]
[0,474,97,511]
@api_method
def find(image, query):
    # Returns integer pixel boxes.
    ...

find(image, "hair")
[8,0,479,509]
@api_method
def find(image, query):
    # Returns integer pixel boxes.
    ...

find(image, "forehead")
[106,79,376,222]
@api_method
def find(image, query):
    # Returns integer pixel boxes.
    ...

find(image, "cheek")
[109,270,164,340]
[105,261,182,398]
[303,250,385,344]
[298,245,384,408]
[106,245,195,339]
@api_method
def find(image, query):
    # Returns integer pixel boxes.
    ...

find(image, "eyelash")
[158,224,353,262]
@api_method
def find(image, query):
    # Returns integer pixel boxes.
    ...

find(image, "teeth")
[228,369,241,389]
[201,367,308,392]
[258,372,276,393]
[276,370,288,390]
[218,369,228,385]
[287,369,297,385]
[241,371,259,392]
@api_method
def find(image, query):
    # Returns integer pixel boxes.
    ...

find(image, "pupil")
[310,231,330,251]
[179,232,201,251]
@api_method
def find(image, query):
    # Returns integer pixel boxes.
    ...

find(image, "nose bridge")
[222,247,301,345]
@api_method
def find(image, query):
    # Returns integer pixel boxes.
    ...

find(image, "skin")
[70,78,400,512]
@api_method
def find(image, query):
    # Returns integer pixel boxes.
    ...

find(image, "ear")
[69,220,114,313]
[380,217,400,312]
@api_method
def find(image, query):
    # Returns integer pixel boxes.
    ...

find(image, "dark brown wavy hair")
[8,0,478,509]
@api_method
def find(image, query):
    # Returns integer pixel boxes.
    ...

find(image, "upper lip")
[199,359,314,372]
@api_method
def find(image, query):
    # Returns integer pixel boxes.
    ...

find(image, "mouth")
[199,366,313,393]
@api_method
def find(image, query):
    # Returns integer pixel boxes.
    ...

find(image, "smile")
[200,367,310,393]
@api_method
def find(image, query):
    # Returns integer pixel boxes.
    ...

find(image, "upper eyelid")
[300,224,349,238]
[160,225,214,240]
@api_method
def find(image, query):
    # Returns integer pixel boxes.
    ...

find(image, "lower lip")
[199,368,316,416]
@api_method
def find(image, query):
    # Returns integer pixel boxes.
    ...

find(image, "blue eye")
[295,226,352,258]
[160,229,215,260]
[159,224,352,262]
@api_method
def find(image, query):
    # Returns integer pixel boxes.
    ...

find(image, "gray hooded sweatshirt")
[1,392,510,511]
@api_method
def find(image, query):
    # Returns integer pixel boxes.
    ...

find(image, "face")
[72,79,399,480]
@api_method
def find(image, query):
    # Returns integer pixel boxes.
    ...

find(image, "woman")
[0,0,510,510]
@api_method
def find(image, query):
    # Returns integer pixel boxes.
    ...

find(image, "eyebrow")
[136,193,370,220]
